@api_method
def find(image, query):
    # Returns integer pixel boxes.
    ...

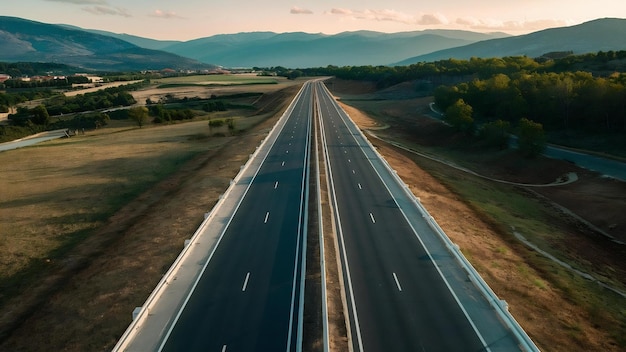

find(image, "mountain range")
[0,16,213,71]
[396,18,626,65]
[1,16,626,71]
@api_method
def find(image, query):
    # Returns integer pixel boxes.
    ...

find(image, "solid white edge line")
[318,83,365,352]
[321,82,492,351]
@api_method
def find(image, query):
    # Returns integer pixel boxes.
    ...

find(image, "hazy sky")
[3,0,625,40]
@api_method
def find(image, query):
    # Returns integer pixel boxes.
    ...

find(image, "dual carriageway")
[114,80,537,351]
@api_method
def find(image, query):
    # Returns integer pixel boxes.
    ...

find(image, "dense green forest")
[0,62,78,78]
[291,51,626,138]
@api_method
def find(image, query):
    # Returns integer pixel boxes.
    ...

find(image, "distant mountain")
[160,30,509,68]
[396,18,626,65]
[59,24,182,51]
[0,16,214,71]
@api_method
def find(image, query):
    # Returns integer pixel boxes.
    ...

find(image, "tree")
[480,119,511,149]
[30,105,50,125]
[445,99,474,133]
[128,106,149,128]
[517,118,546,157]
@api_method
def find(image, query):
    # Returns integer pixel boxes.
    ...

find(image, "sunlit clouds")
[4,0,624,40]
[456,17,572,32]
[45,0,107,4]
[324,7,576,33]
[82,5,131,17]
[150,9,185,19]
[290,7,313,15]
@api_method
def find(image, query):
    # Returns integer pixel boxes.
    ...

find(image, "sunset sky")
[3,0,625,40]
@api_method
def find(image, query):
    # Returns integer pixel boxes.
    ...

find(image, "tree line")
[291,50,626,136]
[434,71,626,134]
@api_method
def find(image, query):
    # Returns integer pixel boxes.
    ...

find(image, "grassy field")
[154,73,279,88]
[0,112,262,295]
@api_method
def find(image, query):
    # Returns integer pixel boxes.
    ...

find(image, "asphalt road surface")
[159,82,313,352]
[316,81,490,351]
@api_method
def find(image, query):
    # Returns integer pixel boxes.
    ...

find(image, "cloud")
[417,14,448,26]
[46,0,107,4]
[329,8,352,16]
[82,5,131,17]
[290,6,313,15]
[327,8,448,26]
[149,9,185,19]
[456,17,569,32]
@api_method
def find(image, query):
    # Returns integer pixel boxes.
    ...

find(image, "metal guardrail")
[319,82,540,352]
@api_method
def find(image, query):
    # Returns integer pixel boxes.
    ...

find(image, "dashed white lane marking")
[369,213,376,224]
[358,183,362,190]
[242,272,251,291]
[264,212,270,223]
[274,181,279,189]
[393,273,402,292]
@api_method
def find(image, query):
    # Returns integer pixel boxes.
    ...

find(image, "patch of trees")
[0,124,45,143]
[8,105,50,127]
[255,66,304,80]
[0,90,56,113]
[434,71,626,134]
[203,100,227,112]
[297,50,626,89]
[44,89,136,115]
[148,104,195,123]
[0,62,76,77]
[48,112,110,130]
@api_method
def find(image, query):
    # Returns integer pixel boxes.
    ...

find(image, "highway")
[115,80,533,351]
[315,81,491,351]
[158,82,313,352]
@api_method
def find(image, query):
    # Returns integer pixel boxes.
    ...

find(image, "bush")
[208,119,225,127]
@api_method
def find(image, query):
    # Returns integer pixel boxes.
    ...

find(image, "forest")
[296,51,626,136]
